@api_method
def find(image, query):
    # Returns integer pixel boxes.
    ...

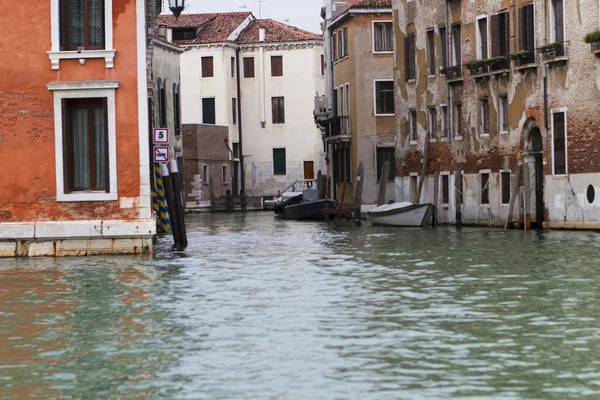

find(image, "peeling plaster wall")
[394,0,600,227]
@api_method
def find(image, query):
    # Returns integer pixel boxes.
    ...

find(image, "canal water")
[3,214,600,399]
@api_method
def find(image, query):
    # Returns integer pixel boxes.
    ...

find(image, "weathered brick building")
[0,0,156,256]
[393,0,600,228]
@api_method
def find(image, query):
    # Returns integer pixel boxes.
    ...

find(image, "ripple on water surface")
[2,214,600,399]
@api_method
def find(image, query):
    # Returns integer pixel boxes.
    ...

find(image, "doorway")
[527,127,544,228]
[304,161,315,187]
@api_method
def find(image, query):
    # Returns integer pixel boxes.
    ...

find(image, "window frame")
[232,98,237,125]
[243,57,255,78]
[500,170,511,205]
[441,172,450,205]
[373,79,395,116]
[428,107,437,139]
[47,81,118,202]
[454,102,463,140]
[202,97,216,125]
[480,97,490,136]
[404,32,416,81]
[451,24,462,67]
[373,20,394,54]
[222,166,228,184]
[271,55,283,77]
[480,171,491,205]
[49,0,115,70]
[551,108,568,175]
[476,15,489,61]
[272,97,285,124]
[376,146,396,182]
[499,94,509,134]
[202,56,214,78]
[409,110,418,143]
[426,28,436,76]
[440,104,448,140]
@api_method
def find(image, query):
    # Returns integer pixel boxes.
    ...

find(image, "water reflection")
[2,214,600,398]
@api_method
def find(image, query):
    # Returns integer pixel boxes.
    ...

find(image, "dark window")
[202,98,216,125]
[232,98,237,125]
[321,55,325,75]
[518,4,536,63]
[159,78,166,128]
[344,145,351,183]
[427,29,436,75]
[202,57,214,77]
[410,110,417,141]
[63,98,108,193]
[375,81,394,115]
[481,98,490,134]
[271,56,283,77]
[439,26,448,68]
[332,33,337,62]
[231,57,235,78]
[272,97,285,124]
[203,165,208,183]
[343,27,349,57]
[478,18,488,60]
[452,24,461,66]
[173,83,181,136]
[429,107,437,138]
[454,103,462,137]
[273,149,286,175]
[501,171,511,204]
[441,105,448,137]
[172,28,196,41]
[481,173,490,204]
[376,147,396,181]
[552,0,564,44]
[456,171,463,204]
[232,143,240,159]
[410,175,418,202]
[404,33,416,80]
[442,175,449,204]
[222,166,227,183]
[243,57,255,78]
[374,22,393,52]
[499,95,509,132]
[333,143,352,184]
[491,12,510,68]
[60,0,105,50]
[553,112,567,174]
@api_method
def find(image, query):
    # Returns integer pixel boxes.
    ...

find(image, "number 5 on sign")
[153,128,169,144]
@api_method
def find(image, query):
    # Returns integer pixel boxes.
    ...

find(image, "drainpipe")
[326,0,334,112]
[542,0,549,130]
[259,28,266,127]
[236,47,245,193]
[445,0,452,141]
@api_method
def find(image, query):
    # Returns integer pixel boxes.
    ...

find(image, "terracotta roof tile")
[236,19,322,44]
[349,0,392,8]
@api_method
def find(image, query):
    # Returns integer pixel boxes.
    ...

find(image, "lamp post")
[168,0,186,18]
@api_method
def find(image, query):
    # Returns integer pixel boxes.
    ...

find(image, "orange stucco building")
[0,0,155,256]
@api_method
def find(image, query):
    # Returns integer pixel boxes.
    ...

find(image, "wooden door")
[303,161,315,180]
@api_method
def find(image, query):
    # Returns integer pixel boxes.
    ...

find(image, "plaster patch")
[120,197,135,209]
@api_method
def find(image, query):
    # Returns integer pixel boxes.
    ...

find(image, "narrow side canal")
[3,213,600,399]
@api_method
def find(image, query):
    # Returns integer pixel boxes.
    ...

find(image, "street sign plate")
[153,128,169,144]
[154,146,169,163]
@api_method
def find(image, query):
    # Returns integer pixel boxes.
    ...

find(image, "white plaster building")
[156,12,326,197]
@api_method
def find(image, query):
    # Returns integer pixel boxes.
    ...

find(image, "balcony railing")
[511,50,536,66]
[314,95,331,120]
[538,41,569,63]
[442,65,463,81]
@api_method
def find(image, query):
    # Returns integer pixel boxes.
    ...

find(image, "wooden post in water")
[209,176,216,213]
[377,161,390,206]
[505,164,522,230]
[523,163,531,230]
[354,161,365,225]
[317,170,325,199]
[327,176,332,200]
[416,132,431,203]
[433,168,439,228]
[455,165,462,228]
[338,177,348,209]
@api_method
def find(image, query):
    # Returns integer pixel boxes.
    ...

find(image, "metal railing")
[314,95,331,118]
[279,179,318,195]
[442,64,463,80]
[537,41,569,61]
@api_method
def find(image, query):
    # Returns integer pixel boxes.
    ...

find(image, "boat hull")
[368,203,433,227]
[278,199,337,220]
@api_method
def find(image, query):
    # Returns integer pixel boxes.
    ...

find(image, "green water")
[2,213,600,399]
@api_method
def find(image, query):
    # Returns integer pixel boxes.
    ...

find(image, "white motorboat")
[368,202,433,227]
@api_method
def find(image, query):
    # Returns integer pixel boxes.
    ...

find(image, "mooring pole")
[354,161,365,225]
[161,164,181,250]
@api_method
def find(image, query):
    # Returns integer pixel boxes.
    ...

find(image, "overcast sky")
[182,0,324,33]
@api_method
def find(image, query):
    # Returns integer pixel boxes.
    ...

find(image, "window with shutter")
[428,107,437,138]
[518,5,536,63]
[454,103,462,137]
[427,29,436,75]
[271,56,283,77]
[332,33,337,61]
[552,112,567,175]
[404,33,416,80]
[243,57,255,78]
[409,110,417,141]
[440,26,448,69]
[451,25,461,66]
[272,97,285,124]
[551,0,565,55]
[477,18,488,60]
[441,105,448,138]
[343,27,349,57]
[202,57,214,78]
[481,98,490,134]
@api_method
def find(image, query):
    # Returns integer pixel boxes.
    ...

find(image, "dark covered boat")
[274,189,337,220]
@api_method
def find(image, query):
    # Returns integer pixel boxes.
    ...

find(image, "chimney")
[259,28,266,43]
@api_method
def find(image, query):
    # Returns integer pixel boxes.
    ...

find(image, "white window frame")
[409,172,419,202]
[549,0,566,43]
[428,107,437,141]
[440,171,451,206]
[48,0,115,70]
[409,110,418,145]
[476,15,488,61]
[479,169,492,207]
[440,104,448,141]
[480,97,490,137]
[499,94,509,134]
[203,165,209,184]
[500,169,511,206]
[222,166,228,184]
[373,79,394,117]
[451,24,462,66]
[372,20,394,54]
[551,107,568,175]
[425,28,436,77]
[47,81,119,202]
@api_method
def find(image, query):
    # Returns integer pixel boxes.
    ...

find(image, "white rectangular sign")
[153,128,169,144]
[154,146,169,163]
